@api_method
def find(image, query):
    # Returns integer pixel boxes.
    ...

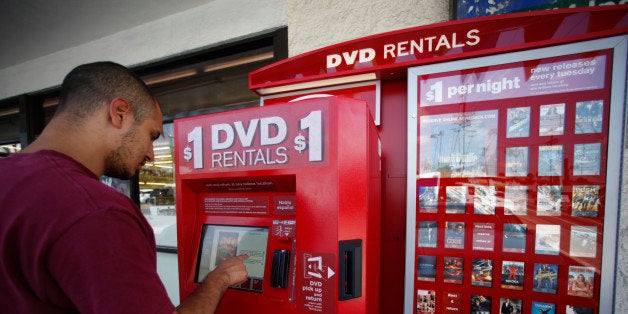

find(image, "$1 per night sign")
[176,103,329,174]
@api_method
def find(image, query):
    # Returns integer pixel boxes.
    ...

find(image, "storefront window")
[139,123,176,248]
[0,143,21,157]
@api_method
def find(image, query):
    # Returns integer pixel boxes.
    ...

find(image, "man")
[500,298,513,314]
[0,62,248,313]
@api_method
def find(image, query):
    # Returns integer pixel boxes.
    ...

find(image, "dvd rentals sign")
[177,102,329,174]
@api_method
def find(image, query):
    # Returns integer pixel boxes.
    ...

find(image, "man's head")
[55,62,163,179]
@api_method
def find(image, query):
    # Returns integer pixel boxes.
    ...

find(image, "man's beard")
[104,127,138,180]
[104,148,134,180]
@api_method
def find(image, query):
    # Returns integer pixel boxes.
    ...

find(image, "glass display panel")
[195,224,269,293]
[406,36,626,314]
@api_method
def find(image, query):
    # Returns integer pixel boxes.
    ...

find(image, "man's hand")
[206,254,249,289]
[175,255,249,314]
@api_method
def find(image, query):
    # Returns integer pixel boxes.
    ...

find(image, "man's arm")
[174,255,249,314]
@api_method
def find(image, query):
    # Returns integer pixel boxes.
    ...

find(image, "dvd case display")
[446,186,467,214]
[538,145,563,176]
[567,266,595,298]
[419,186,439,213]
[572,185,600,217]
[505,147,529,177]
[418,221,438,248]
[499,298,522,314]
[539,103,565,136]
[575,100,603,134]
[416,289,436,313]
[536,186,562,216]
[473,186,496,215]
[573,143,601,176]
[532,301,556,314]
[501,260,524,290]
[506,106,530,138]
[417,255,437,282]
[470,295,492,314]
[503,223,526,253]
[471,259,493,287]
[569,226,597,258]
[444,222,465,249]
[443,257,464,284]
[533,263,558,294]
[504,186,527,215]
[410,50,614,313]
[535,224,561,255]
[566,305,593,314]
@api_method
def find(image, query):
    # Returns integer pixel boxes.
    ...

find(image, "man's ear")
[109,97,131,128]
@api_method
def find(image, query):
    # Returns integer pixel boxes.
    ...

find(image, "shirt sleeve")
[47,207,175,314]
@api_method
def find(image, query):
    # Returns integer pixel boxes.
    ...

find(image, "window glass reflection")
[0,143,21,157]
[140,123,176,248]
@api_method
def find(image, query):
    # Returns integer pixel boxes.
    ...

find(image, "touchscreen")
[195,225,269,291]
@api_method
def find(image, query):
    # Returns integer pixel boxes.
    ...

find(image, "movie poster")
[535,224,561,255]
[471,259,493,287]
[444,221,465,249]
[533,263,558,294]
[446,186,467,214]
[419,186,439,213]
[470,294,492,314]
[573,143,601,176]
[419,110,498,178]
[572,185,600,217]
[214,231,239,266]
[503,223,526,253]
[538,145,563,176]
[539,103,565,136]
[505,147,529,177]
[532,302,556,314]
[499,298,522,314]
[506,106,530,138]
[416,289,436,314]
[567,266,595,298]
[501,260,524,290]
[537,185,562,216]
[473,186,496,215]
[504,186,528,215]
[569,226,597,258]
[443,292,463,313]
[472,222,495,251]
[443,257,464,284]
[418,221,438,248]
[417,255,437,281]
[566,305,594,314]
[575,100,603,134]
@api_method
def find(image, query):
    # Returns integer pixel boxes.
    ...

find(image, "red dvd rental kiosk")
[247,6,628,314]
[175,97,381,313]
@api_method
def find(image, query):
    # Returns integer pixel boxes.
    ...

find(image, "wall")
[286,0,449,57]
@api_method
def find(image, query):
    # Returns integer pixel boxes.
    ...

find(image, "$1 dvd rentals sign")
[176,102,330,174]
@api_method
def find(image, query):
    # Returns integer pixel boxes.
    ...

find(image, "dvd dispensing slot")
[338,239,362,300]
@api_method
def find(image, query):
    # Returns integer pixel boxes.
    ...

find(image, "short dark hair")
[56,61,155,124]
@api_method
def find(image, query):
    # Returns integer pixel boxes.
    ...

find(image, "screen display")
[195,225,269,292]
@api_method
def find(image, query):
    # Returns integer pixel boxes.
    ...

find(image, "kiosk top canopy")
[249,6,628,95]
